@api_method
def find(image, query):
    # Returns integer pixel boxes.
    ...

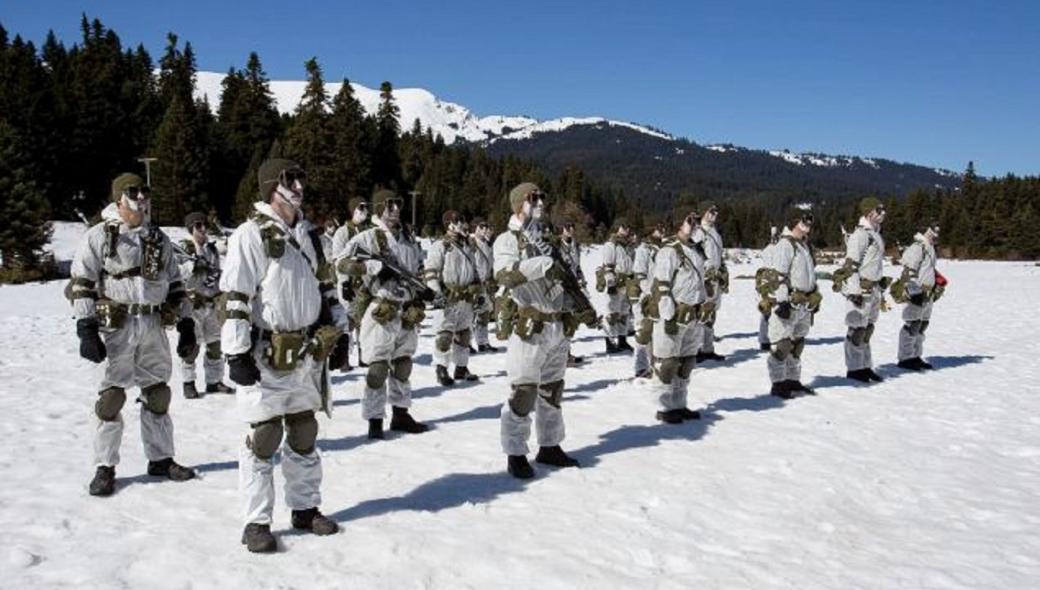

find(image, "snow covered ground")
[1,245,1038,588]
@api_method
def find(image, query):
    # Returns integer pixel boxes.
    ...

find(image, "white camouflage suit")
[898,234,938,362]
[766,231,818,385]
[70,203,191,468]
[651,237,707,412]
[631,239,661,374]
[599,237,635,338]
[426,233,480,370]
[469,234,495,347]
[176,236,225,386]
[337,216,425,421]
[693,222,726,353]
[842,218,886,371]
[220,202,348,527]
[494,217,572,456]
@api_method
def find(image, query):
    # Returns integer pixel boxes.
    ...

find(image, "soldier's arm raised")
[493,233,552,287]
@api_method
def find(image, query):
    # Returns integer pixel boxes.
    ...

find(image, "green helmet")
[859,196,883,217]
[509,182,543,214]
[111,173,145,201]
[257,158,302,198]
[184,211,207,231]
[371,188,401,216]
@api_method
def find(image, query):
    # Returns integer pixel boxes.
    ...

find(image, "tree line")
[1,16,1037,282]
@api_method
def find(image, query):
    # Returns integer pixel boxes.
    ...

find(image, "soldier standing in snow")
[220,159,348,552]
[177,212,233,399]
[757,226,781,351]
[838,197,889,383]
[631,224,665,378]
[895,221,943,371]
[70,173,197,497]
[692,202,728,362]
[494,182,585,478]
[558,221,586,366]
[330,197,372,370]
[339,189,435,440]
[425,210,482,386]
[596,220,635,354]
[469,217,499,354]
[763,209,821,398]
[647,211,709,423]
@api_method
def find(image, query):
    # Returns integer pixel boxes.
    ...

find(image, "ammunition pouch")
[698,300,717,322]
[140,229,163,281]
[756,267,783,297]
[930,284,945,302]
[190,292,218,310]
[96,299,161,330]
[890,273,910,304]
[594,267,607,293]
[495,293,518,340]
[370,298,400,325]
[675,302,702,325]
[515,306,563,341]
[663,319,679,336]
[635,318,654,345]
[790,288,823,313]
[352,290,374,325]
[830,260,857,293]
[401,300,426,330]
[860,278,878,291]
[260,224,286,258]
[562,312,579,338]
[758,296,775,315]
[310,325,343,363]
[261,329,310,371]
[625,276,642,302]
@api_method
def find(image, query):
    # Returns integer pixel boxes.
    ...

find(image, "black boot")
[453,366,479,382]
[241,523,277,553]
[469,345,478,354]
[567,354,585,367]
[616,336,634,352]
[785,380,815,395]
[535,445,580,468]
[605,338,620,354]
[88,465,116,497]
[183,381,199,399]
[634,367,654,379]
[390,406,428,434]
[697,351,726,362]
[919,358,934,370]
[770,381,794,399]
[436,365,455,387]
[291,508,339,535]
[677,407,702,420]
[205,382,235,394]
[846,369,871,383]
[367,418,384,439]
[507,455,535,479]
[478,343,500,353]
[655,409,684,424]
[760,342,771,351]
[898,358,923,371]
[147,458,196,481]
[865,369,884,382]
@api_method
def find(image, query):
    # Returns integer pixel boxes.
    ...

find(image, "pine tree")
[328,78,373,215]
[283,57,335,216]
[0,121,52,279]
[372,81,401,189]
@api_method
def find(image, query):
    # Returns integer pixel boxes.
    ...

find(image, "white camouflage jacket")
[340,216,424,304]
[176,236,222,299]
[425,233,480,295]
[600,237,635,288]
[652,236,706,320]
[843,217,886,295]
[900,233,937,293]
[769,229,817,303]
[493,216,564,314]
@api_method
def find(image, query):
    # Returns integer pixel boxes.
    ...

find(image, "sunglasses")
[385,198,404,210]
[527,191,546,203]
[874,206,886,214]
[356,202,369,210]
[192,221,207,230]
[123,186,151,200]
[280,168,307,188]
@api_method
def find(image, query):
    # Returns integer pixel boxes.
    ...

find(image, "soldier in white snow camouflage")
[692,202,728,362]
[895,221,944,371]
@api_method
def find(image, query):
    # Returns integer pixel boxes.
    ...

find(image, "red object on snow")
[935,270,949,287]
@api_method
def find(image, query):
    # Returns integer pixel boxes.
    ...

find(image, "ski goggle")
[799,212,815,226]
[355,202,369,211]
[122,186,151,200]
[527,190,547,204]
[279,168,307,189]
[192,221,207,231]
[384,197,404,211]
[874,205,886,214]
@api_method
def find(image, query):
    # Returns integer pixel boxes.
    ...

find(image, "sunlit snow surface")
[2,239,1038,588]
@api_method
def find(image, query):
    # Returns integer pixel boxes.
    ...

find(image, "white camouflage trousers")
[898,300,934,361]
[500,321,569,456]
[653,320,703,411]
[435,300,474,368]
[767,306,812,384]
[844,288,882,371]
[359,304,419,420]
[180,303,224,385]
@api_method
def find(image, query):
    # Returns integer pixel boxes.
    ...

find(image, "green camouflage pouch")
[635,318,654,345]
[495,294,517,340]
[260,225,286,259]
[807,288,823,313]
[310,325,343,362]
[371,300,398,324]
[267,332,305,371]
[698,301,717,322]
[96,299,127,330]
[890,275,909,303]
[625,277,642,302]
[830,262,854,293]
[664,319,679,336]
[401,301,426,330]
[758,297,775,316]
[594,267,606,292]
[160,302,179,327]
[562,313,579,338]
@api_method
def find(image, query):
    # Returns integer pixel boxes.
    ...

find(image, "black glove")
[909,292,926,306]
[476,295,487,307]
[775,301,793,320]
[376,265,396,282]
[420,287,436,302]
[328,334,351,370]
[228,353,260,386]
[175,317,198,359]
[340,282,355,301]
[848,294,864,308]
[606,285,618,295]
[76,318,107,363]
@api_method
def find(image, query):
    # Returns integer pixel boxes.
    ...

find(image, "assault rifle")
[524,223,598,322]
[352,245,435,300]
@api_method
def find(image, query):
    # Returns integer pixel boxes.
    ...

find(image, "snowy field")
[2,236,1039,589]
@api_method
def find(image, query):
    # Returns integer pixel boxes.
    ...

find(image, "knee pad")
[508,384,539,417]
[539,380,565,408]
[248,417,284,460]
[771,338,793,361]
[284,410,318,455]
[140,383,171,415]
[435,331,453,352]
[920,320,929,334]
[205,340,222,360]
[391,356,413,382]
[847,327,868,346]
[791,338,806,359]
[657,357,681,384]
[865,323,876,342]
[678,356,696,379]
[95,387,126,421]
[366,360,390,390]
[454,329,472,347]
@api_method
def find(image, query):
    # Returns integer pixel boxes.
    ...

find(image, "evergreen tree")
[0,122,52,278]
[328,78,373,215]
[283,57,335,216]
[372,81,401,189]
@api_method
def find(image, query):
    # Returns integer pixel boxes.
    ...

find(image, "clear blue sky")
[4,0,1038,176]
